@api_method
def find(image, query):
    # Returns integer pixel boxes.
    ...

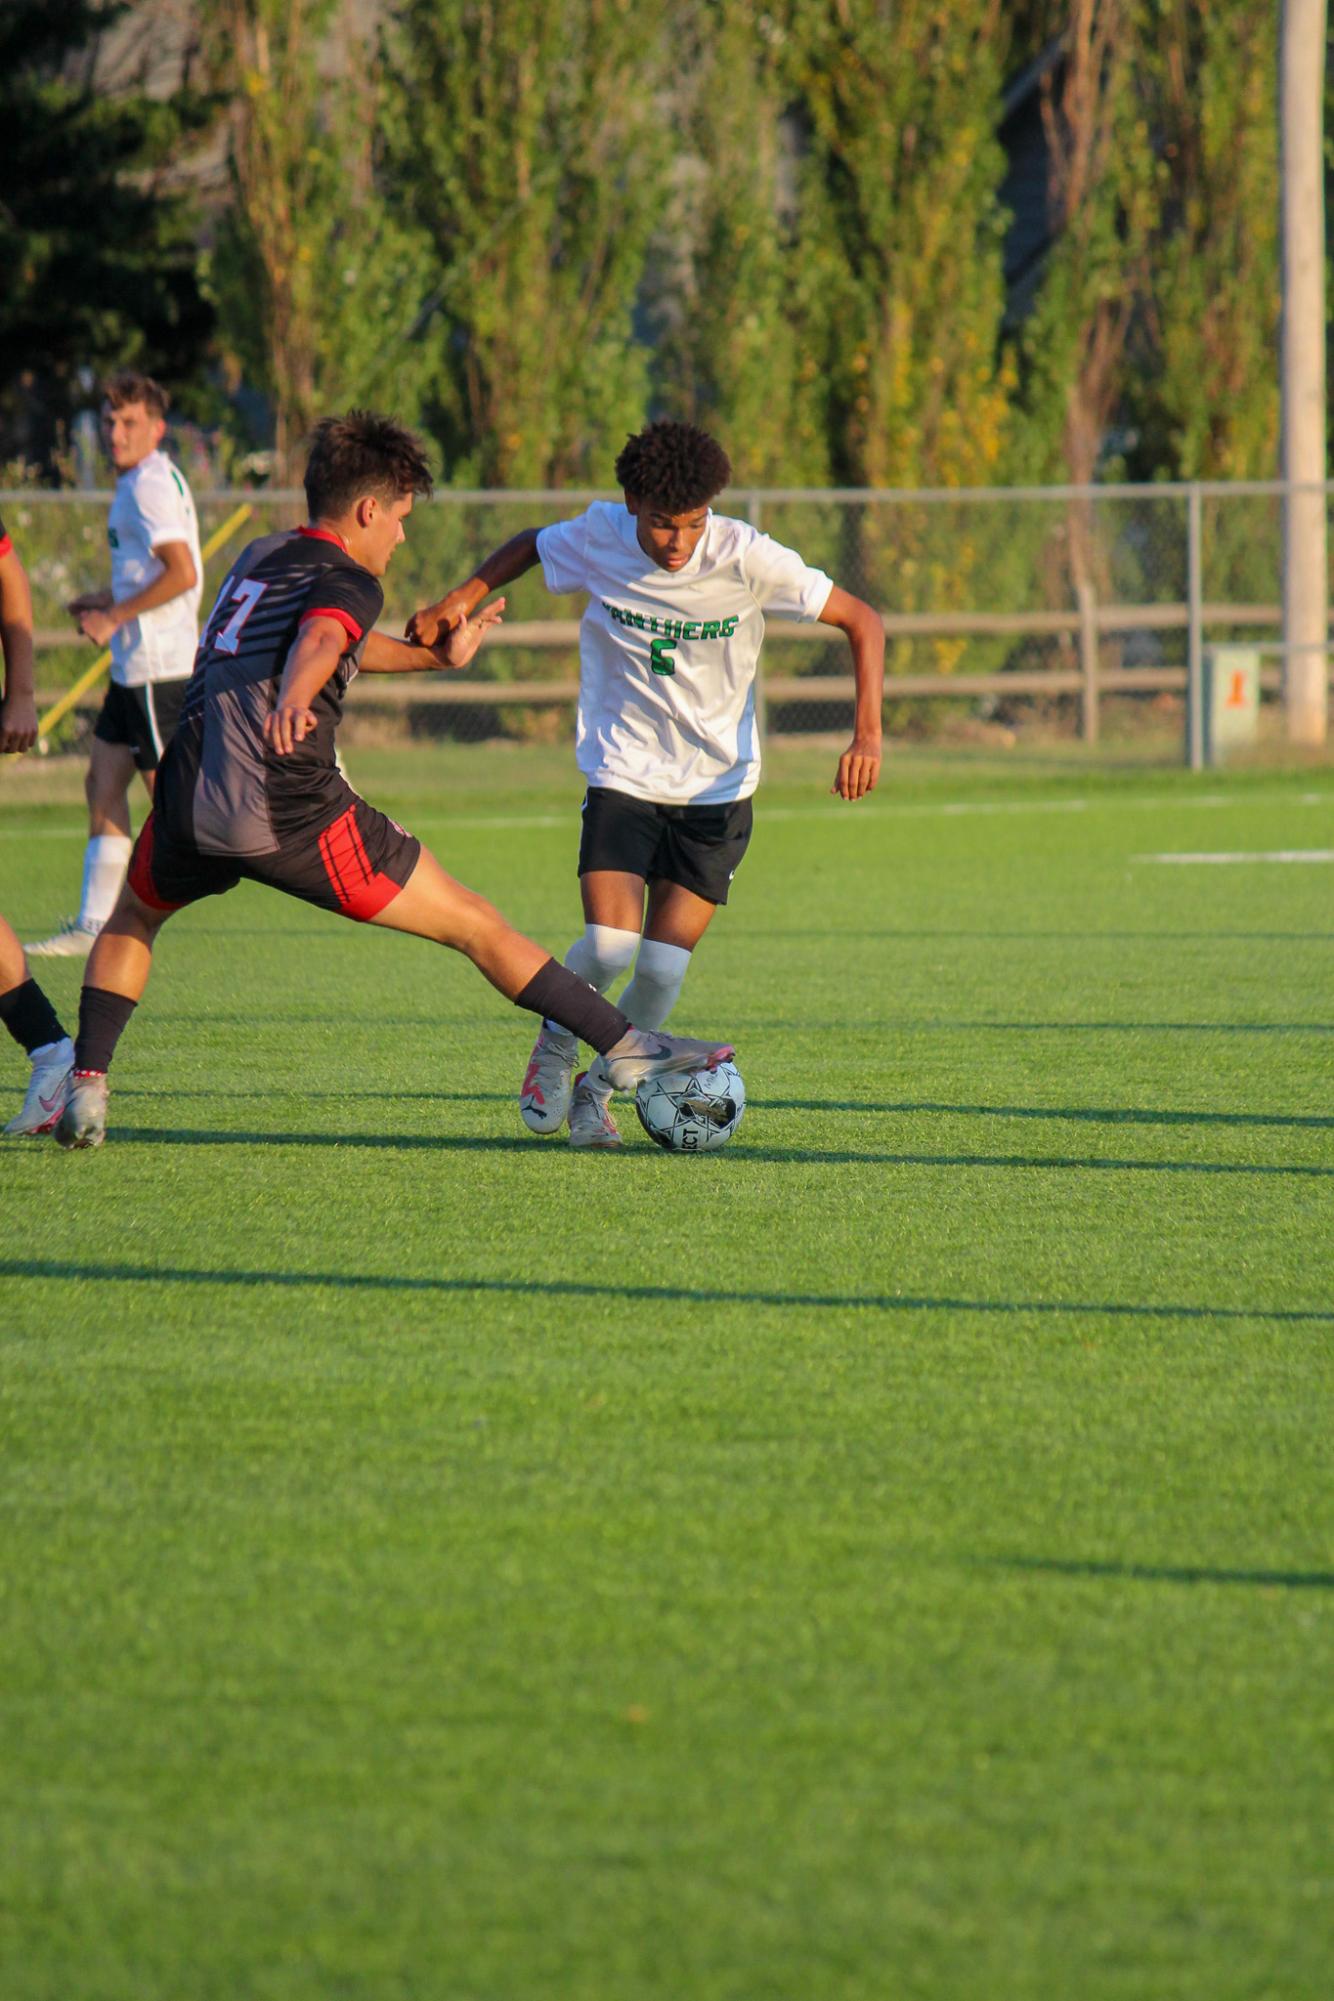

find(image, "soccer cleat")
[567,1072,622,1150]
[54,1070,109,1150]
[25,917,100,958]
[602,1029,735,1096]
[3,1036,75,1136]
[520,1023,578,1134]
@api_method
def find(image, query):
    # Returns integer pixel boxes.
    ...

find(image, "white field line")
[2,791,1329,839]
[1136,849,1334,865]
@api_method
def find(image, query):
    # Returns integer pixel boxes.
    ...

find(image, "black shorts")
[128,795,421,922]
[578,786,754,906]
[93,678,189,772]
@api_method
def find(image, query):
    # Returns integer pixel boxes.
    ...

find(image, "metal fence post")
[747,490,768,746]
[1076,579,1099,744]
[1186,482,1205,770]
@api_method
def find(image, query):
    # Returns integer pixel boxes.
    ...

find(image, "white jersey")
[107,449,203,686]
[536,501,832,804]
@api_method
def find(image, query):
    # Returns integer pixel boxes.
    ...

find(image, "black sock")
[0,978,67,1056]
[74,986,137,1075]
[515,958,630,1055]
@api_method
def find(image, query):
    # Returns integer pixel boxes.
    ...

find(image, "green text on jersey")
[601,601,742,642]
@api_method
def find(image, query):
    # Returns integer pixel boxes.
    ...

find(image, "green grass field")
[2,743,1331,2000]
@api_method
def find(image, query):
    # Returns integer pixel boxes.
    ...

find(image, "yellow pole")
[36,501,255,749]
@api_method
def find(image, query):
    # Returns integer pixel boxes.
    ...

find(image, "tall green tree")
[778,0,1020,493]
[1013,0,1160,488]
[382,0,674,487]
[200,0,438,478]
[0,0,213,468]
[644,4,830,487]
[743,1,1025,674]
[1134,1,1279,479]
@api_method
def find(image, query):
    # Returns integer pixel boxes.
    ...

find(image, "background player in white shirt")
[28,372,202,956]
[410,419,884,1149]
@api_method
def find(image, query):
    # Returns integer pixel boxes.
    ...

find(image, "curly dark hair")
[304,410,434,519]
[614,420,732,511]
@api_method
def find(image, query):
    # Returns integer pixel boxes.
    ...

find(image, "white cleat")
[603,1030,735,1095]
[3,1036,74,1136]
[26,917,100,959]
[55,1071,109,1150]
[567,1072,622,1150]
[520,1024,578,1134]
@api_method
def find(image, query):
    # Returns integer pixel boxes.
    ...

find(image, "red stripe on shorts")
[127,815,185,912]
[0,534,12,559]
[317,805,403,920]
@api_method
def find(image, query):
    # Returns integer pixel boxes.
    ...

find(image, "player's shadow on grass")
[119,1127,537,1153]
[985,1555,1334,1592]
[767,1098,1334,1132]
[106,1127,1334,1178]
[740,927,1334,944]
[3,1256,1332,1327]
[113,1087,512,1104]
[107,1127,1334,1177]
[743,1019,1334,1035]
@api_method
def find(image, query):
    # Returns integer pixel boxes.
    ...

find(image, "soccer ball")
[634,1060,746,1152]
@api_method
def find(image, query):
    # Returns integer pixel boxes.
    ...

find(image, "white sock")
[586,939,692,1101]
[618,938,691,1033]
[542,924,639,1047]
[77,834,132,931]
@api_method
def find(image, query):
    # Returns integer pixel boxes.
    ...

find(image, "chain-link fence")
[9,481,1332,764]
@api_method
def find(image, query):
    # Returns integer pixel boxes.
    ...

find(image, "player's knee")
[446,886,508,954]
[622,939,691,1027]
[634,937,691,999]
[570,923,639,990]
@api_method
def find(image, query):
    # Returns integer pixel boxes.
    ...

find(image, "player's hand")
[67,589,113,617]
[0,692,38,756]
[263,701,318,756]
[78,607,119,647]
[832,735,882,801]
[433,597,506,669]
[408,586,477,646]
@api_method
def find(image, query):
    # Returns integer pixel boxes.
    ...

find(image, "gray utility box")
[1203,646,1260,765]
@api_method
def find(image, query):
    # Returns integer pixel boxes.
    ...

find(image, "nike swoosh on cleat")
[38,1089,65,1113]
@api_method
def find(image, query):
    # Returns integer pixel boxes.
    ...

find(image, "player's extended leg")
[570,879,721,1148]
[54,886,173,1149]
[369,844,731,1095]
[0,911,74,1136]
[27,737,137,958]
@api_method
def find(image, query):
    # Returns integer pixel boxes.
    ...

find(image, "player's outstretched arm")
[407,529,542,645]
[361,600,506,675]
[262,618,347,756]
[818,586,884,801]
[0,540,37,755]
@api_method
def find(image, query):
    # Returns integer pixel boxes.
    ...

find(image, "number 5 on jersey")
[649,636,677,676]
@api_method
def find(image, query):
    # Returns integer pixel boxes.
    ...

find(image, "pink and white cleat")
[602,1029,735,1095]
[519,1023,579,1134]
[3,1036,75,1136]
[567,1072,622,1150]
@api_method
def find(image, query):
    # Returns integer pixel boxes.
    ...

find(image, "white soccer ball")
[634,1060,746,1152]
